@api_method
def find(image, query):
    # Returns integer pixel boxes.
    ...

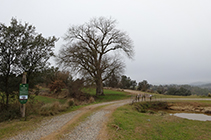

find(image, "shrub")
[49,80,65,94]
[88,97,95,103]
[67,79,85,98]
[208,93,211,97]
[39,99,76,116]
[39,103,53,116]
[66,98,74,106]
[39,102,60,116]
[0,101,20,122]
[59,104,69,112]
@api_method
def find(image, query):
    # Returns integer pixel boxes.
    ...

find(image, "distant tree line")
[104,74,211,96]
[150,84,211,96]
[166,87,191,96]
[150,85,192,96]
[104,74,150,91]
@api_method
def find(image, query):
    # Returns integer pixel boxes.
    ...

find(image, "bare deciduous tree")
[57,17,134,95]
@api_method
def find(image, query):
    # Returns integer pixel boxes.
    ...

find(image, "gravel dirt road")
[6,99,131,140]
[6,89,211,140]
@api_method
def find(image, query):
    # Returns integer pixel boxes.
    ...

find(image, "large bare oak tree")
[57,17,134,95]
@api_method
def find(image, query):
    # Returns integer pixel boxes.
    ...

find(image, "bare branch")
[57,17,134,95]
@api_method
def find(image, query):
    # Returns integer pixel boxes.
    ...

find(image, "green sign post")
[19,84,29,104]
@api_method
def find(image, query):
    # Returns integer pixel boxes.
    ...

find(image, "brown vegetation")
[168,102,211,114]
[39,100,74,116]
[133,101,211,114]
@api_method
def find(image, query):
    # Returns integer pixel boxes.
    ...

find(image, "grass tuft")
[39,99,76,116]
[108,101,211,140]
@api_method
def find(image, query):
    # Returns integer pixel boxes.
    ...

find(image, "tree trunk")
[96,76,104,96]
[6,93,9,109]
[5,76,9,109]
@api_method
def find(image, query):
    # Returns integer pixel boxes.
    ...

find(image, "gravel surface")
[5,100,130,140]
[6,110,82,140]
[62,101,130,140]
[63,110,110,140]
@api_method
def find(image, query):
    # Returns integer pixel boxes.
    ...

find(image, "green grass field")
[83,88,131,102]
[108,102,211,140]
[34,96,67,104]
[35,88,130,104]
[95,89,131,102]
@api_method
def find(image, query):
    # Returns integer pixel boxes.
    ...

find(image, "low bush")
[0,101,20,122]
[59,104,69,112]
[40,102,60,116]
[88,97,95,103]
[0,94,43,122]
[66,98,74,106]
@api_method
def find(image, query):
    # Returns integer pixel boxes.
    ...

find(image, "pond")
[170,113,211,121]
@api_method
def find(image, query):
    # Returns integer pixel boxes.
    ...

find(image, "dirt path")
[41,99,130,140]
[6,99,130,140]
[6,89,211,140]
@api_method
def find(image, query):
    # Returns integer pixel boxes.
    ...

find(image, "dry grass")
[88,97,95,103]
[39,99,75,116]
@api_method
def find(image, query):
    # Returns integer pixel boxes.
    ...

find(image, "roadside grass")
[0,116,45,139]
[0,103,87,140]
[0,88,129,139]
[107,103,211,140]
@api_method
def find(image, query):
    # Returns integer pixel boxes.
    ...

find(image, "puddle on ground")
[170,113,211,121]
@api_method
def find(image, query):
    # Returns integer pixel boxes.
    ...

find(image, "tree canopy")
[166,87,191,96]
[138,80,150,91]
[57,17,134,95]
[0,18,57,107]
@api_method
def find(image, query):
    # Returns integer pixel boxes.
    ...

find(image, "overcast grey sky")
[1,0,211,85]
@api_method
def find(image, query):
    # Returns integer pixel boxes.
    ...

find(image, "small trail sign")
[19,84,29,104]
